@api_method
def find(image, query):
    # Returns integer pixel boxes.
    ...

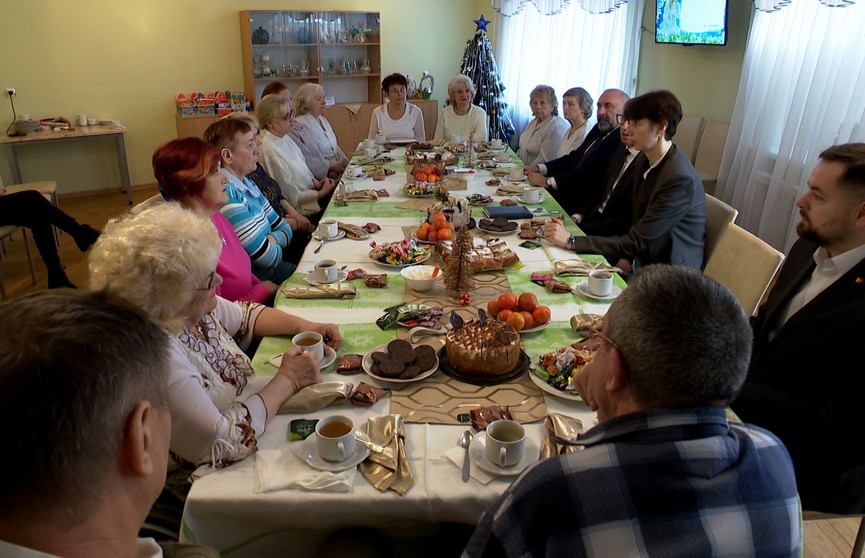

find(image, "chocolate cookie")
[412,345,437,370]
[377,358,405,378]
[400,365,421,379]
[387,339,413,356]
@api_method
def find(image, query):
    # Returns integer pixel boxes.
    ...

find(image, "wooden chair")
[703,193,739,269]
[694,119,729,195]
[0,225,37,300]
[703,223,784,316]
[802,511,865,558]
[675,114,704,163]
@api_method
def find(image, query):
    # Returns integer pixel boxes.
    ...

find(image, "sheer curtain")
[716,1,865,252]
[491,0,644,139]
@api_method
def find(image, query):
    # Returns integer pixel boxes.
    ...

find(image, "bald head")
[597,89,629,133]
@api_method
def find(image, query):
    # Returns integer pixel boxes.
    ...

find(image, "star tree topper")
[473,14,490,32]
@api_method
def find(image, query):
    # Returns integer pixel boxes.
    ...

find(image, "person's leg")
[0,190,100,251]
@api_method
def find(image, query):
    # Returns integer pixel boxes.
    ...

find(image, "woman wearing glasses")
[257,94,336,220]
[368,73,426,141]
[88,201,342,470]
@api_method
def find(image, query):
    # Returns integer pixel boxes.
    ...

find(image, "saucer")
[516,195,546,205]
[304,269,348,286]
[469,431,538,477]
[269,345,337,370]
[290,430,372,472]
[576,282,622,301]
[312,230,346,242]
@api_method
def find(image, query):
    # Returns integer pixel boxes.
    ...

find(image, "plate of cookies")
[362,339,439,383]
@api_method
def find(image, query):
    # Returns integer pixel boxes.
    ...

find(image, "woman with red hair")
[153,137,278,304]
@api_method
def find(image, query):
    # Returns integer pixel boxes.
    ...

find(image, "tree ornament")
[443,225,476,295]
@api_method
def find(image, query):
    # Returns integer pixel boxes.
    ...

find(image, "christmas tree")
[459,15,516,142]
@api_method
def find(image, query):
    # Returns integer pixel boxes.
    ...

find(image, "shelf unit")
[239,10,382,105]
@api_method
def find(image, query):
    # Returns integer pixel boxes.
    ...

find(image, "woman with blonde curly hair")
[433,74,488,143]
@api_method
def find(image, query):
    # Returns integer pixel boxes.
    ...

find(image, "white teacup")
[587,270,613,297]
[510,167,525,181]
[313,258,339,284]
[375,133,387,144]
[362,138,376,149]
[484,420,526,468]
[522,186,540,203]
[292,331,325,363]
[315,415,357,462]
[495,151,511,163]
[364,147,377,159]
[490,138,503,149]
[450,134,466,145]
[347,165,363,178]
[318,219,339,239]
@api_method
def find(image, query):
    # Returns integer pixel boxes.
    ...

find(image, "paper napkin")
[253,448,355,493]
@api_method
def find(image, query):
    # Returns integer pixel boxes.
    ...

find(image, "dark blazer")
[579,147,644,237]
[544,124,623,216]
[569,144,705,270]
[732,238,865,513]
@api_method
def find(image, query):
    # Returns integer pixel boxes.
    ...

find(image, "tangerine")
[496,309,513,322]
[437,228,453,240]
[427,229,438,242]
[532,305,551,324]
[497,292,518,310]
[519,311,535,329]
[506,312,526,331]
[518,292,539,312]
[487,300,501,316]
[417,224,430,240]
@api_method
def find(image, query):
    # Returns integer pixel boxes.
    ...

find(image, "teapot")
[252,26,270,45]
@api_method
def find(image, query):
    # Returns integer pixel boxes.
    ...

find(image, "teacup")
[375,133,387,144]
[484,420,526,467]
[347,165,363,178]
[522,186,540,203]
[87,118,97,126]
[318,219,339,239]
[490,138,503,149]
[362,138,376,149]
[292,331,325,363]
[587,270,613,297]
[364,147,377,159]
[313,258,339,284]
[315,415,357,462]
[495,151,511,163]
[450,134,466,145]
[510,167,525,181]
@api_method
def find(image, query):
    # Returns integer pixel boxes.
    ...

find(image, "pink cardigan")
[212,212,273,303]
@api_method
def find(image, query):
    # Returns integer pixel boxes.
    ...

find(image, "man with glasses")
[465,265,801,557]
[524,88,629,216]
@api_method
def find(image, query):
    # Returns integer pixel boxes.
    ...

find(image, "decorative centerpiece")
[419,71,435,100]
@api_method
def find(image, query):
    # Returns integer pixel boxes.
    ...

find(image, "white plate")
[290,430,372,472]
[304,269,349,286]
[343,172,368,181]
[576,282,622,301]
[388,138,417,145]
[529,369,582,401]
[362,344,439,383]
[269,345,337,370]
[370,251,432,269]
[312,230,347,242]
[477,224,518,236]
[518,321,549,334]
[410,231,436,244]
[508,176,528,183]
[516,195,546,205]
[470,431,539,477]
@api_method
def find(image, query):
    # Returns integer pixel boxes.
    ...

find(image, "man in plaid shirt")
[465,265,801,557]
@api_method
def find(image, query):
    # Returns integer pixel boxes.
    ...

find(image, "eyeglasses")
[587,323,619,352]
[615,114,625,125]
[196,271,216,291]
[388,87,406,95]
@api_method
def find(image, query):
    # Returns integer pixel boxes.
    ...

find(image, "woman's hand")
[276,346,322,393]
[313,323,343,350]
[316,178,336,199]
[543,218,570,248]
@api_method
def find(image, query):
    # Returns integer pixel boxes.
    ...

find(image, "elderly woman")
[368,73,426,141]
[262,81,291,99]
[88,202,342,469]
[433,74,488,143]
[556,87,593,158]
[154,137,278,304]
[291,83,349,180]
[516,84,569,166]
[257,94,336,219]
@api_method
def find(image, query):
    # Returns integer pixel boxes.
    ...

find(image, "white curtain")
[717,0,865,252]
[492,0,644,139]
[491,0,630,15]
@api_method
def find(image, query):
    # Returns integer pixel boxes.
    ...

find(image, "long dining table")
[179,142,626,557]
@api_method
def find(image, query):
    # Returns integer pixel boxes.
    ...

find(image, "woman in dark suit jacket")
[544,90,705,274]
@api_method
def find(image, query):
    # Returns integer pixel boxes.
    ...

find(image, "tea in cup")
[522,186,540,203]
[484,420,526,467]
[313,258,339,284]
[495,151,511,163]
[318,219,339,239]
[587,270,613,297]
[315,415,356,462]
[292,331,325,363]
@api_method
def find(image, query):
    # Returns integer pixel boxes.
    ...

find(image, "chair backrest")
[694,119,730,184]
[130,193,167,215]
[675,114,704,163]
[703,193,739,269]
[703,223,784,316]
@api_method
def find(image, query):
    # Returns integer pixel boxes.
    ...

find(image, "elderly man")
[465,265,801,557]
[0,290,217,557]
[525,88,629,216]
[733,142,865,514]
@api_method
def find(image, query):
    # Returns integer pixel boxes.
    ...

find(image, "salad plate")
[529,369,582,401]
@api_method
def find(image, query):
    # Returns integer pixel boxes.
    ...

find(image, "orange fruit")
[433,213,447,224]
[532,305,551,324]
[487,300,501,317]
[497,292,518,310]
[417,224,430,241]
[446,222,455,231]
[433,219,447,231]
[506,312,526,331]
[428,229,438,242]
[437,228,453,240]
[520,311,535,329]
[518,292,538,312]
[496,309,513,322]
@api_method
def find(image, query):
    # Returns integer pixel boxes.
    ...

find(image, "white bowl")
[400,265,440,292]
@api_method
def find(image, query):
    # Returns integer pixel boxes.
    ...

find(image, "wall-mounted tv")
[656,0,728,46]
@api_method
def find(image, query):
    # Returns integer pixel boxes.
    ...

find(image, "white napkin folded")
[444,446,495,485]
[254,448,356,493]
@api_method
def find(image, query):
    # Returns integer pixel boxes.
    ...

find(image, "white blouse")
[292,113,347,180]
[368,103,426,141]
[516,115,569,165]
[433,104,489,142]
[259,130,321,216]
[556,121,589,159]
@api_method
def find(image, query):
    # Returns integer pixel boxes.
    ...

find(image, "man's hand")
[524,165,540,174]
[543,219,570,248]
[527,172,547,188]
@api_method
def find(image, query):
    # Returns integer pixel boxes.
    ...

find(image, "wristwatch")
[546,177,557,190]
[566,235,578,251]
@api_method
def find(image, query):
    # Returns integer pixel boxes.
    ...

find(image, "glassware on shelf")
[299,61,310,76]
[361,59,371,74]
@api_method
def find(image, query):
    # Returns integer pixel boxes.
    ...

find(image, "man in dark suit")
[732,142,865,514]
[525,88,628,216]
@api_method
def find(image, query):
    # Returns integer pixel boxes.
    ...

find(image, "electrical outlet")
[5,88,15,97]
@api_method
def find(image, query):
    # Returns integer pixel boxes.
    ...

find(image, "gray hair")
[447,74,476,106]
[606,265,752,407]
[256,94,292,133]
[563,87,594,120]
[294,82,324,116]
[0,289,169,523]
[88,202,221,333]
[530,84,559,116]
